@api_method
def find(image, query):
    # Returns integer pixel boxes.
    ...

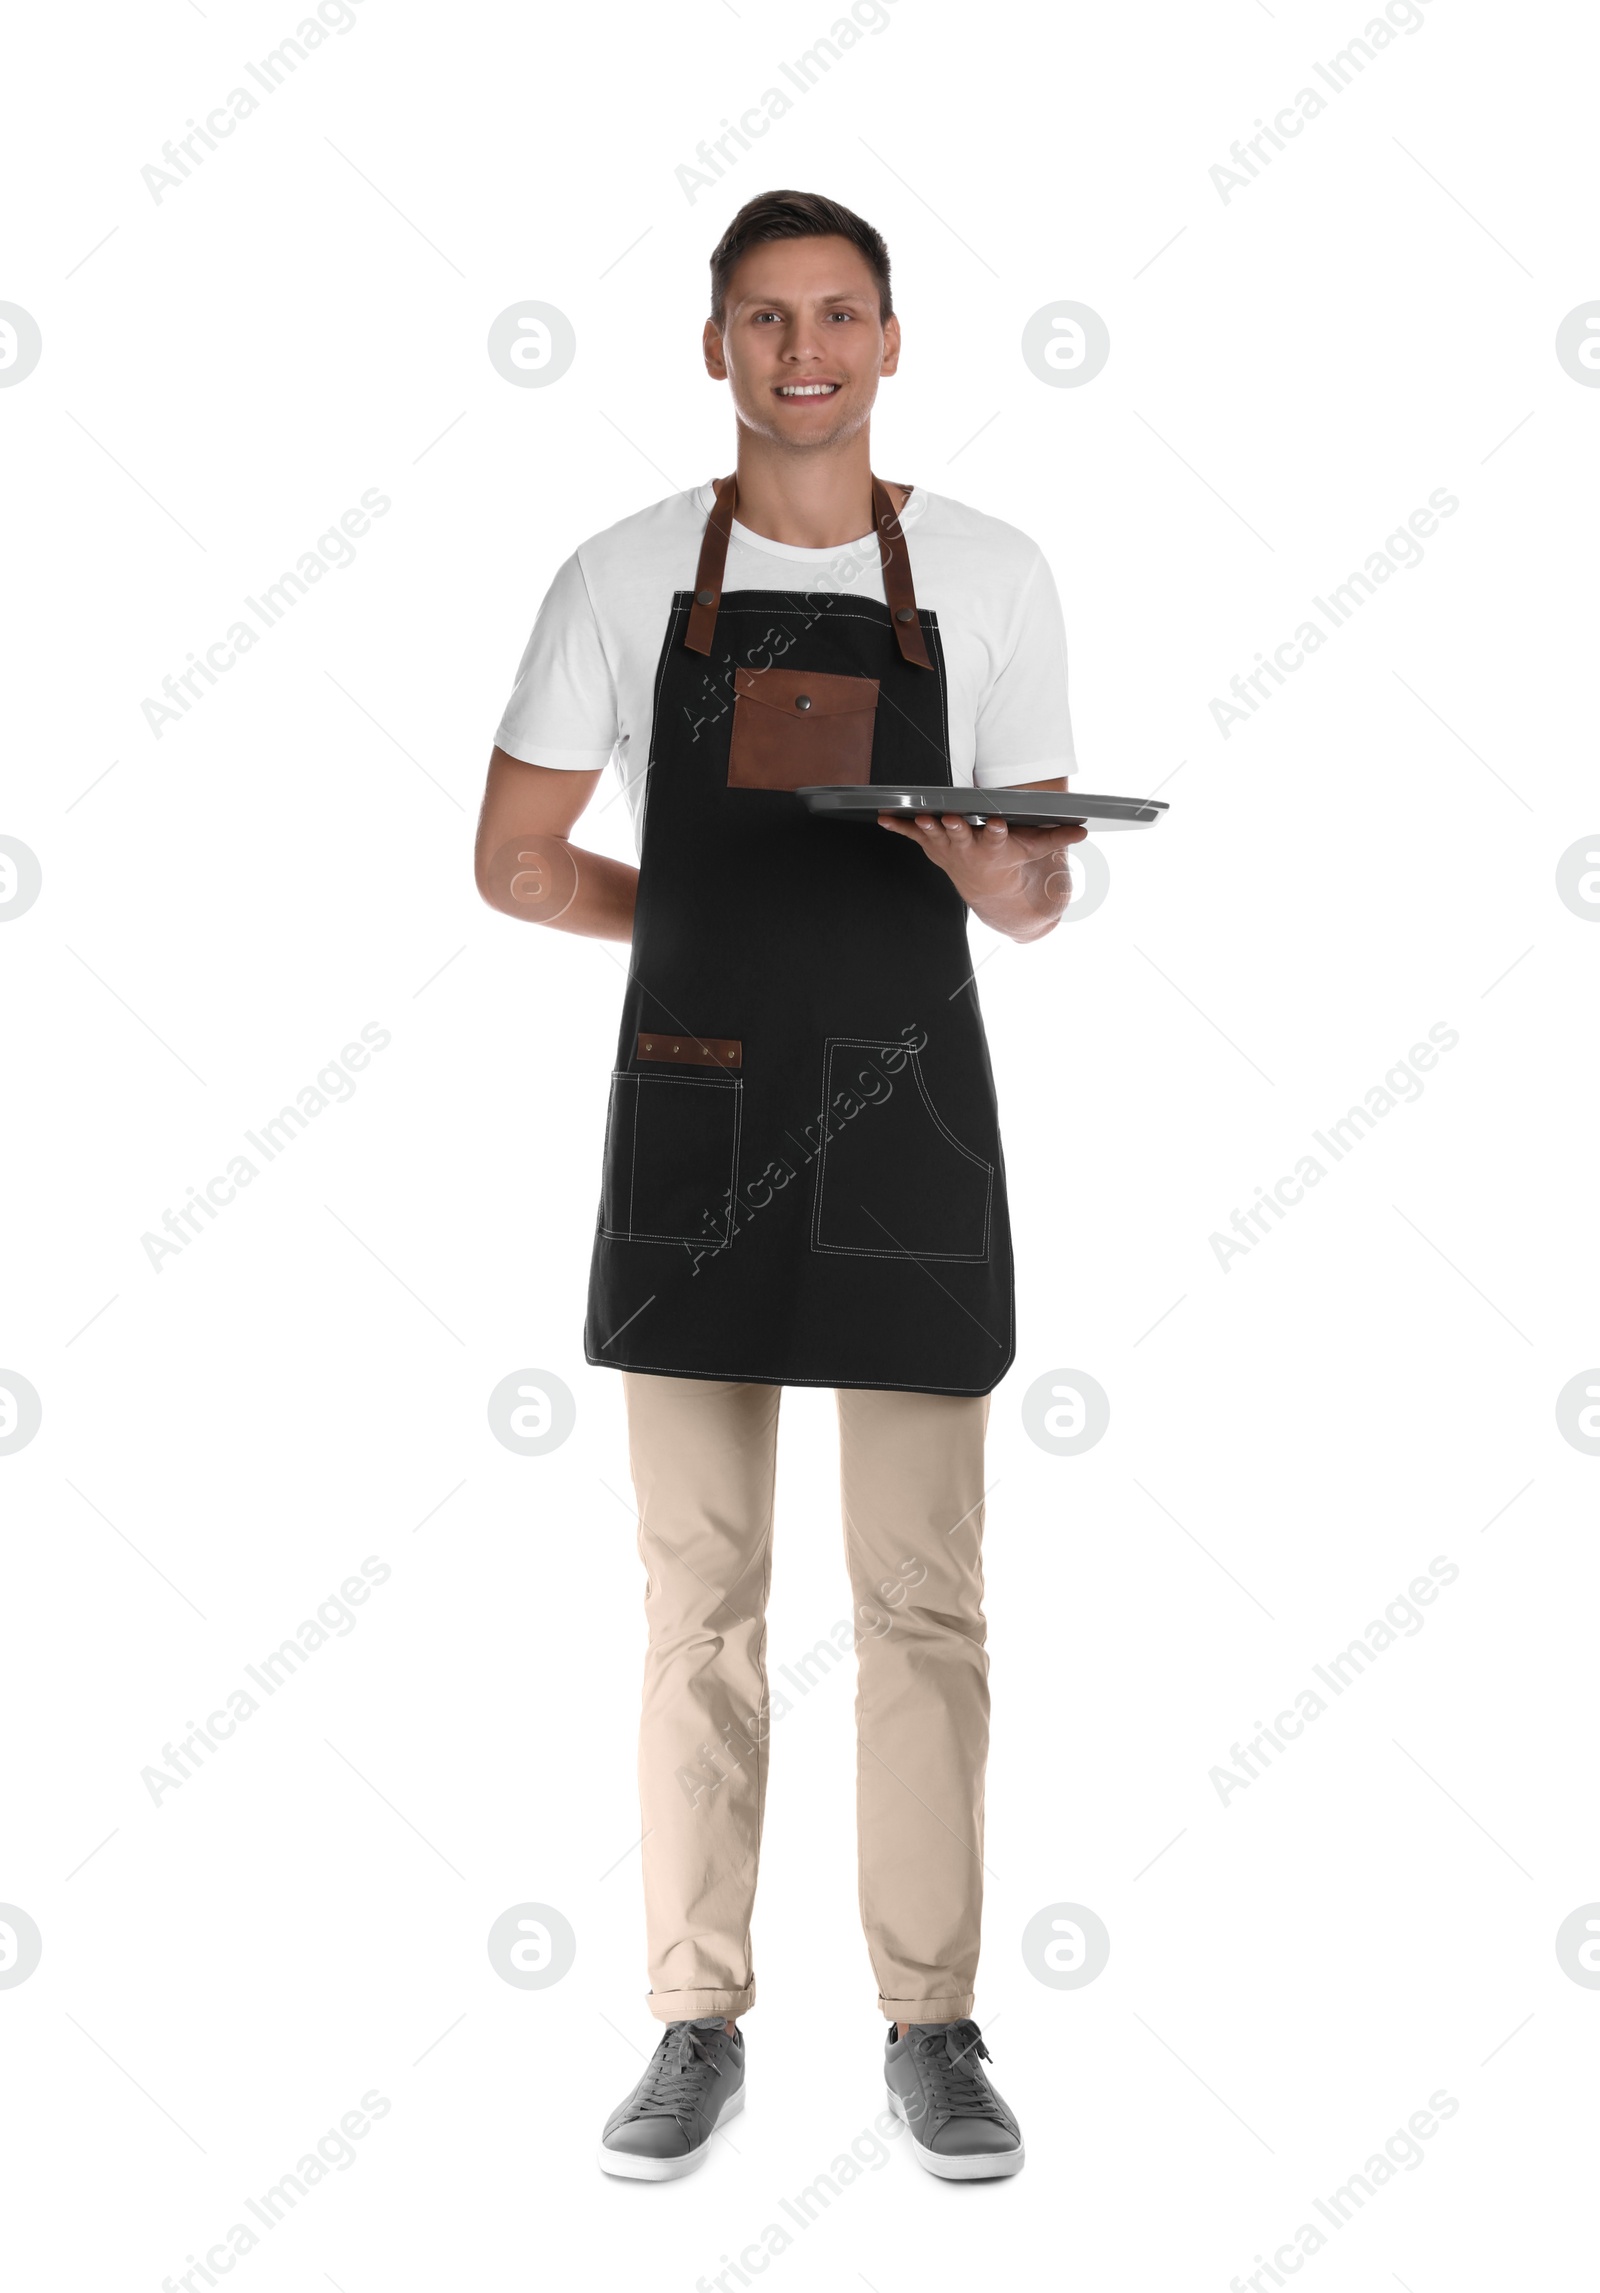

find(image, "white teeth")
[778,383,838,396]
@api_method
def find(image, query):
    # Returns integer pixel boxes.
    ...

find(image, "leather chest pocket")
[727,665,880,790]
[600,1071,743,1247]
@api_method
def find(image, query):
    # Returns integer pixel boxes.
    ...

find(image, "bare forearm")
[476,831,637,941]
[964,857,1066,943]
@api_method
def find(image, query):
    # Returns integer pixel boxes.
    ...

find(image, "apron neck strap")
[683,473,739,656]
[683,472,932,670]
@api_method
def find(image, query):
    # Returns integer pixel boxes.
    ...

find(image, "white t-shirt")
[493,479,1075,853]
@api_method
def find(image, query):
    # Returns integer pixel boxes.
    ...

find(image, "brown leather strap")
[870,476,932,669]
[682,472,931,669]
[683,473,738,655]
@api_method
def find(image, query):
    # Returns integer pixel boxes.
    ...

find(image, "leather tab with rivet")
[637,1032,742,1068]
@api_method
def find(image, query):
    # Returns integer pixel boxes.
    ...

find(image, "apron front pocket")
[727,665,880,790]
[600,1071,743,1246]
[811,1037,994,1262]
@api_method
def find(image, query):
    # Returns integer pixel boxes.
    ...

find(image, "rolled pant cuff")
[879,1992,975,2023]
[648,1985,754,2022]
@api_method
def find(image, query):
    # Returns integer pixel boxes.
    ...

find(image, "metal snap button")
[695,588,715,606]
[895,607,914,624]
[795,694,812,710]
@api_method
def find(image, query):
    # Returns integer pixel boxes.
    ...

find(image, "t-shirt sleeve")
[492,550,619,771]
[971,548,1077,788]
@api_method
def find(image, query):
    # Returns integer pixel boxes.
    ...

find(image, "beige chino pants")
[623,1370,991,2025]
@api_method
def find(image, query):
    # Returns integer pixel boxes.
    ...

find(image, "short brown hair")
[709,190,892,329]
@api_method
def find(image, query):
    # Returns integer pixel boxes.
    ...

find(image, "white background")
[3,0,1596,2285]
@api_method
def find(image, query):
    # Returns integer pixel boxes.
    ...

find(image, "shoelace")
[633,2022,724,2119]
[912,2020,1007,2122]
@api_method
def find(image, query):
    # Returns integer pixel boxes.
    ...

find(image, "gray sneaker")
[885,2018,1025,2179]
[598,2017,745,2180]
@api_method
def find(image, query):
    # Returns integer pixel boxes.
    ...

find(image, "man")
[475,189,1084,2182]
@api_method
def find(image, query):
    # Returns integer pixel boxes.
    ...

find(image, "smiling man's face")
[704,233,900,454]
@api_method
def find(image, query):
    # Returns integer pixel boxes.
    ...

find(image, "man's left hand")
[877,806,1088,944]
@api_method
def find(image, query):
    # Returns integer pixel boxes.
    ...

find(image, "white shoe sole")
[886,2084,1025,2179]
[597,2082,745,2180]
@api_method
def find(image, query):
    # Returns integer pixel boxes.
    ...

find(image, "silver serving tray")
[797,785,1167,829]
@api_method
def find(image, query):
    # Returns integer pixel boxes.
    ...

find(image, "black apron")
[583,474,1014,1396]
